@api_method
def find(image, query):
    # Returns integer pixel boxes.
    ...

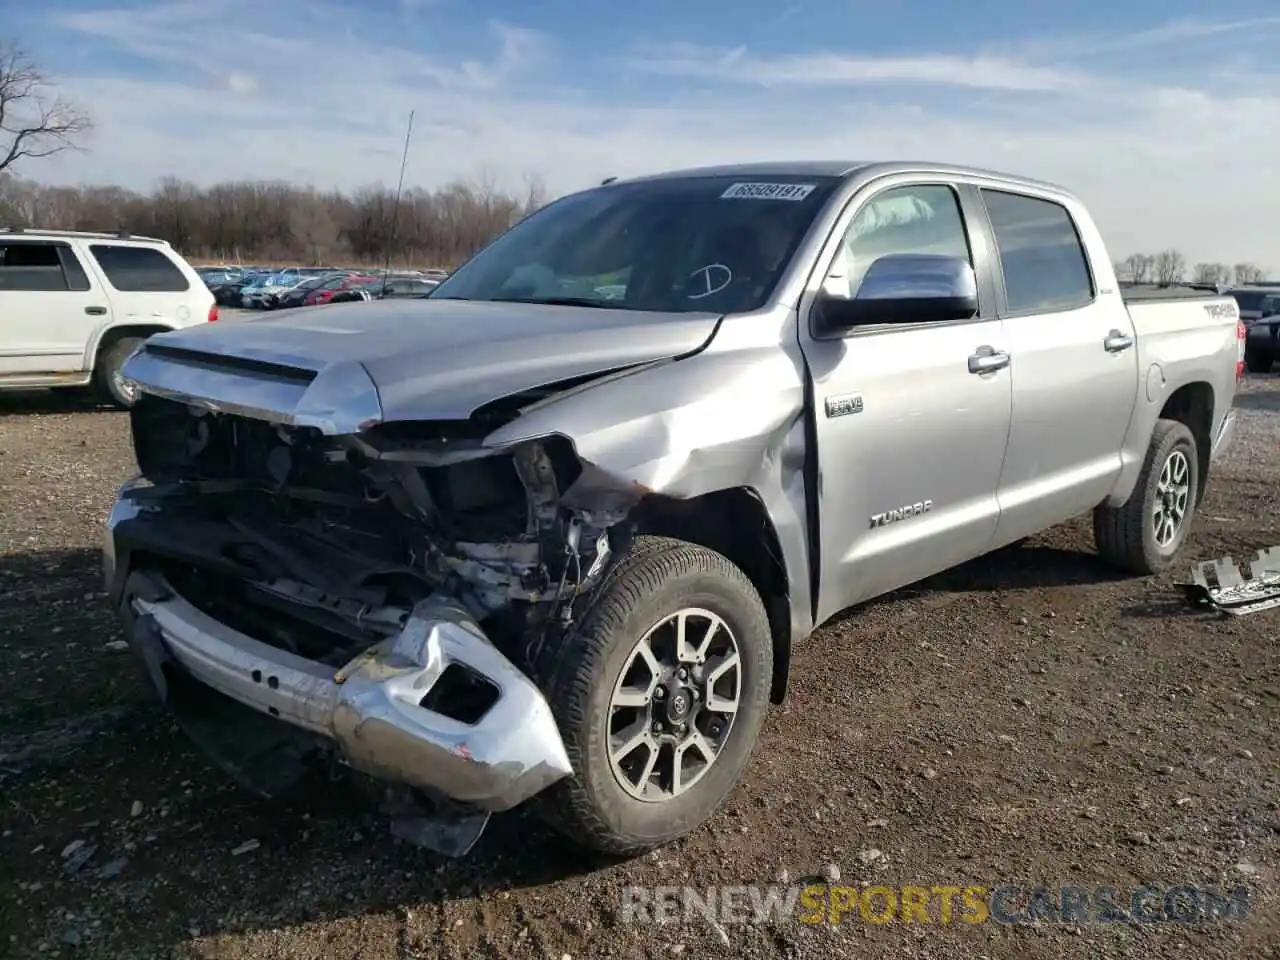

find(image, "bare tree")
[0,44,92,174]
[1119,253,1269,290]
[1153,249,1186,286]
[1233,262,1266,285]
[1118,253,1155,284]
[1191,262,1230,285]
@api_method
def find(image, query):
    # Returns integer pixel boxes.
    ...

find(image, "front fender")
[482,343,815,645]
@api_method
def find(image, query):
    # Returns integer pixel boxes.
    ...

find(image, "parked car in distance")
[261,273,344,310]
[381,278,439,298]
[1227,286,1280,322]
[196,266,250,287]
[0,227,216,407]
[208,273,266,307]
[305,274,378,306]
[104,161,1242,861]
[272,273,351,309]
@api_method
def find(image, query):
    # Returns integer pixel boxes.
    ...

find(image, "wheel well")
[1159,382,1213,506]
[94,325,171,367]
[632,488,793,704]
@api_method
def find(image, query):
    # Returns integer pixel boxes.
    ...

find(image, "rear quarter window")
[89,244,191,292]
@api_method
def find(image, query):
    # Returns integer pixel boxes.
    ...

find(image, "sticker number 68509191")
[720,182,817,201]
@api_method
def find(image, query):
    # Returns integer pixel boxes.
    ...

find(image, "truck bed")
[1120,284,1223,303]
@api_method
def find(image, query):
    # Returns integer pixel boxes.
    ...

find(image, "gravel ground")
[0,378,1277,959]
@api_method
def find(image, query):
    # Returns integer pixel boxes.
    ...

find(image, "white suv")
[0,228,217,408]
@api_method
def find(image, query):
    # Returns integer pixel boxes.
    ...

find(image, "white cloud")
[25,2,1280,268]
[221,73,258,95]
[627,42,1089,93]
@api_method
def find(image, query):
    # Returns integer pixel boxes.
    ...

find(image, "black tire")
[1245,347,1272,374]
[1093,418,1199,575]
[529,535,773,856]
[95,336,145,409]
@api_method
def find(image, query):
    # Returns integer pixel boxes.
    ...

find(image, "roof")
[0,226,167,244]
[613,160,1072,195]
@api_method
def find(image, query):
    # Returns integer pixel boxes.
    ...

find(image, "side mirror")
[814,253,979,334]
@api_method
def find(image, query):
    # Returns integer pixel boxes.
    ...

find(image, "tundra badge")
[825,394,863,418]
[870,500,933,528]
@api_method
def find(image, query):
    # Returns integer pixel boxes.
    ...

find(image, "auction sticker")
[720,182,816,201]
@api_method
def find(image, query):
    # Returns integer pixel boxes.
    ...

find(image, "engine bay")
[124,394,628,667]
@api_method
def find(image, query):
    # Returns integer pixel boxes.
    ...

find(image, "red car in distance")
[303,273,379,307]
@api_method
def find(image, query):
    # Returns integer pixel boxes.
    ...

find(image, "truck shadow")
[920,541,1130,593]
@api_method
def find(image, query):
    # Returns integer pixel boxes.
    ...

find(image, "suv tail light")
[208,303,219,323]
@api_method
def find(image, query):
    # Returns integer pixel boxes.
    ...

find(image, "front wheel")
[529,536,773,856]
[1093,418,1199,575]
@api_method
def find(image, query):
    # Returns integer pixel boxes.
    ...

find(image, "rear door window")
[89,244,191,292]
[981,190,1094,314]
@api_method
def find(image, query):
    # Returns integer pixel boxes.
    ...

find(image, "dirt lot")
[1,381,1277,960]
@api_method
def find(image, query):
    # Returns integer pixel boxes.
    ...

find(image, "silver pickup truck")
[102,161,1243,858]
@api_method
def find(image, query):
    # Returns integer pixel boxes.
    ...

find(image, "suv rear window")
[89,244,190,292]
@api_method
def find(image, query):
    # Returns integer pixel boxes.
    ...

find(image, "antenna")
[381,109,415,299]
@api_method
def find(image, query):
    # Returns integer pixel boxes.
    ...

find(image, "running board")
[1182,546,1280,616]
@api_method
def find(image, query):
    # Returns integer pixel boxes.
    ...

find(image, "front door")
[798,180,1013,626]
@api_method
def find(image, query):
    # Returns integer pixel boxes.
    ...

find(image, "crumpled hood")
[125,298,721,430]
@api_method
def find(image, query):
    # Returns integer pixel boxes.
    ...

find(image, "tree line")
[0,42,546,268]
[0,172,547,268]
[1113,251,1269,288]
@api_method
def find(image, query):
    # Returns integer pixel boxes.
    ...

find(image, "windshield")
[430,174,841,314]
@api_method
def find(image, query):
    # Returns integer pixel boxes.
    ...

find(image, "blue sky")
[8,0,1280,265]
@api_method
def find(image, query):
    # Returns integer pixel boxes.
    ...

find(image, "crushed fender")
[1182,546,1280,615]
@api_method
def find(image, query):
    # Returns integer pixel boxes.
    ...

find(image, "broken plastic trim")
[1182,546,1280,616]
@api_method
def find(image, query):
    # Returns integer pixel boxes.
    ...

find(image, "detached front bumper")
[103,485,572,813]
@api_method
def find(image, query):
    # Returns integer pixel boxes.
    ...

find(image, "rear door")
[0,239,108,375]
[83,242,198,329]
[798,178,1013,623]
[979,188,1141,546]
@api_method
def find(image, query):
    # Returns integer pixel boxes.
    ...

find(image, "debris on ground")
[1183,546,1280,615]
[62,841,98,875]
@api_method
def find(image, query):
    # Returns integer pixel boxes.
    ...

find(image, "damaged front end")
[105,393,640,855]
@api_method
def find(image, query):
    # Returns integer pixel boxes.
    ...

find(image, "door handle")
[1104,330,1134,352]
[968,347,1011,374]
[84,306,107,316]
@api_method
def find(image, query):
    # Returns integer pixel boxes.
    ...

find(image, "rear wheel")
[1093,418,1199,575]
[95,336,145,409]
[529,536,773,855]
